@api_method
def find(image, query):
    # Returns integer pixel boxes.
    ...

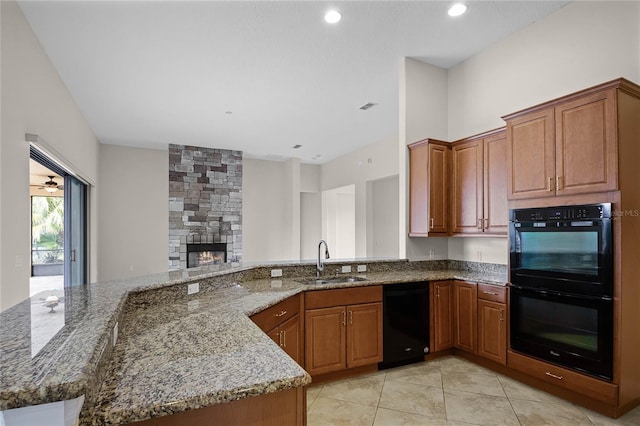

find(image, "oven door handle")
[511,284,612,302]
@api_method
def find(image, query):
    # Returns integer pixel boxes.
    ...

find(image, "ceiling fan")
[34,175,64,193]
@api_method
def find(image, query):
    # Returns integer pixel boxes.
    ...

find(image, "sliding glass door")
[64,175,87,286]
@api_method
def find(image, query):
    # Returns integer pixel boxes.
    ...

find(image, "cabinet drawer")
[508,350,618,405]
[477,284,507,303]
[305,286,382,310]
[251,294,300,332]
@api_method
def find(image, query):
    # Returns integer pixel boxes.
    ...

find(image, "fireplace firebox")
[186,243,227,268]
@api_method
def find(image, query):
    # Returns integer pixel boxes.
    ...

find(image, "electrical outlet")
[270,269,283,277]
[476,251,483,261]
[112,322,118,347]
[357,265,367,272]
[429,249,435,259]
[341,265,352,273]
[188,282,200,295]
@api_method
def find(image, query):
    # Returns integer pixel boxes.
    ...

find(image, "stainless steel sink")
[296,276,368,285]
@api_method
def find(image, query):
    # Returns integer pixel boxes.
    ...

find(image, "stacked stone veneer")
[168,144,242,270]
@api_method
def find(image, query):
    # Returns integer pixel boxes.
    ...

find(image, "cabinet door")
[431,281,454,352]
[555,88,618,195]
[454,281,478,354]
[346,302,383,368]
[305,306,346,376]
[428,143,449,234]
[280,314,302,366]
[483,132,508,234]
[506,108,555,200]
[409,142,430,236]
[451,140,483,234]
[478,300,507,365]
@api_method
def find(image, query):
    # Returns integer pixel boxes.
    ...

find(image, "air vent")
[292,144,302,149]
[359,102,376,111]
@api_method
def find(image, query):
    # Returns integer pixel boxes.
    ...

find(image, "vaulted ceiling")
[19,1,569,163]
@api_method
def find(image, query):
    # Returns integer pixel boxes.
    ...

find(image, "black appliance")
[509,203,614,380]
[379,281,430,369]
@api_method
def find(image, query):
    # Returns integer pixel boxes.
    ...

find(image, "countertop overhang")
[0,259,507,424]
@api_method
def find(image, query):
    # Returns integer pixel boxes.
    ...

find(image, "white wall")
[368,175,400,259]
[321,137,399,258]
[446,0,640,264]
[97,144,168,282]
[448,1,640,140]
[0,1,100,311]
[243,158,296,263]
[399,58,450,261]
[322,185,356,260]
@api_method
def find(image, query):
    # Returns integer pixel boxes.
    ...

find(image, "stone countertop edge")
[0,259,507,422]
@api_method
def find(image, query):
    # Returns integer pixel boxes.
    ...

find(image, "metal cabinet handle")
[545,371,563,380]
[483,218,488,229]
[282,330,286,348]
[275,310,287,317]
[342,311,346,326]
[548,177,553,192]
[483,291,499,296]
[556,176,562,190]
[477,219,482,230]
[279,330,283,347]
[349,310,353,325]
[499,309,504,321]
[430,218,435,229]
[436,285,440,298]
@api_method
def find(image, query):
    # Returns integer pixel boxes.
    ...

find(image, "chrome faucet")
[317,240,330,277]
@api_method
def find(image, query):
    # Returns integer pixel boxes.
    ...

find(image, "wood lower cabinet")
[430,280,454,352]
[305,286,383,377]
[454,281,477,354]
[251,294,303,366]
[477,299,506,365]
[409,139,450,236]
[451,129,508,235]
[130,387,305,426]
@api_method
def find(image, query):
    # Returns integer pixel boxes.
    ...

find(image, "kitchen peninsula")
[0,259,506,424]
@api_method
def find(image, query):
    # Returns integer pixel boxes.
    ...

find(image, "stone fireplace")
[168,144,242,270]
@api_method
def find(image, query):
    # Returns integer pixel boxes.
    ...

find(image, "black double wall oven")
[509,203,614,380]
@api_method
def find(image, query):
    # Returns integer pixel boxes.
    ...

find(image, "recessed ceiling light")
[448,3,467,17]
[324,10,342,24]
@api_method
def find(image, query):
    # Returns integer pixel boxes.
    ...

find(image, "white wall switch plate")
[187,282,200,295]
[341,265,352,273]
[271,269,283,277]
[357,265,367,272]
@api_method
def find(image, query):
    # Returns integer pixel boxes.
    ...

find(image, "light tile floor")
[306,356,640,426]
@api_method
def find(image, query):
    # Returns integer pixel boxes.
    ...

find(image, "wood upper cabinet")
[454,281,478,354]
[305,286,383,376]
[505,84,620,200]
[431,280,454,352]
[409,139,449,236]
[451,129,508,235]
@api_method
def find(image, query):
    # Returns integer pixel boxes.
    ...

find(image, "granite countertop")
[0,259,507,424]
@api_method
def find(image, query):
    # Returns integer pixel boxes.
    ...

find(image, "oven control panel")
[510,203,611,222]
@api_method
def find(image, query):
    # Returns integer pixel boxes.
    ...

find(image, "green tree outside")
[31,196,64,264]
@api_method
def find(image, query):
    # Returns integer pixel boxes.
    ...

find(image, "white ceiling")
[18,1,569,163]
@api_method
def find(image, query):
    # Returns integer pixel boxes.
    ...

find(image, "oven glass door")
[510,219,612,296]
[510,286,613,380]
